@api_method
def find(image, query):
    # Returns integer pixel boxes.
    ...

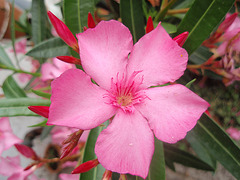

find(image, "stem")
[40,153,81,164]
[167,8,189,15]
[0,64,41,76]
[155,0,178,21]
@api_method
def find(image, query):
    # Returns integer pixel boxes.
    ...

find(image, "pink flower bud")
[14,144,39,160]
[218,13,238,33]
[28,106,49,118]
[88,12,96,28]
[173,31,189,47]
[57,56,81,65]
[47,11,79,53]
[146,16,154,34]
[72,159,99,174]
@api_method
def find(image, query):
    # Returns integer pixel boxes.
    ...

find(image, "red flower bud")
[72,159,99,174]
[14,144,39,160]
[28,106,49,118]
[56,56,81,65]
[102,170,112,180]
[173,31,189,47]
[60,130,84,159]
[47,11,79,53]
[146,16,154,34]
[88,12,96,28]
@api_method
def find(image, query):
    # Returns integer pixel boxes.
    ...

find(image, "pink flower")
[0,117,22,155]
[0,156,41,180]
[47,20,209,178]
[226,127,240,140]
[10,38,27,54]
[41,58,75,81]
[59,173,79,180]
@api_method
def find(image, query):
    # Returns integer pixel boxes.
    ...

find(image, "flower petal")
[135,84,210,143]
[95,110,154,178]
[127,23,188,88]
[48,69,117,129]
[77,20,133,89]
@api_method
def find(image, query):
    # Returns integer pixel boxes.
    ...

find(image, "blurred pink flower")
[10,38,27,54]
[0,117,22,155]
[226,127,240,140]
[47,20,209,178]
[0,156,42,180]
[41,58,75,81]
[59,173,79,180]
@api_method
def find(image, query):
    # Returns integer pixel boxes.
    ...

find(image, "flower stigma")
[104,71,148,113]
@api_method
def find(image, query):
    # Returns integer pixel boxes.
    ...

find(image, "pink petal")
[41,63,59,81]
[0,117,11,131]
[127,22,188,88]
[48,69,117,129]
[95,110,154,178]
[135,84,210,143]
[59,173,79,180]
[3,132,22,150]
[77,20,133,89]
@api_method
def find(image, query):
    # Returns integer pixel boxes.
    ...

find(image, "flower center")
[104,71,148,112]
[117,93,132,106]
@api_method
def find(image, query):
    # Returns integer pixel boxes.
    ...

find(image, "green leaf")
[64,0,95,34]
[10,0,17,63]
[164,143,214,171]
[41,126,54,140]
[31,89,51,99]
[120,0,145,43]
[189,46,213,64]
[0,98,50,117]
[186,134,217,169]
[185,78,196,88]
[188,113,240,179]
[148,139,165,180]
[2,75,27,98]
[29,120,48,127]
[0,45,15,68]
[26,37,69,58]
[161,22,177,34]
[176,0,235,55]
[79,122,109,180]
[31,0,48,45]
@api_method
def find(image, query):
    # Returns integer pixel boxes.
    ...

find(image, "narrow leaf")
[188,113,240,179]
[41,126,54,140]
[186,134,217,169]
[148,139,165,180]
[31,0,48,45]
[29,120,48,127]
[26,37,69,58]
[120,0,145,43]
[176,0,235,55]
[64,0,95,34]
[2,75,27,98]
[0,45,15,68]
[0,98,50,117]
[31,89,51,99]
[164,144,214,171]
[79,121,109,180]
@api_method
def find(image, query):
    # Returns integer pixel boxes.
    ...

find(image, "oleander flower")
[41,57,75,81]
[47,20,209,178]
[0,117,22,155]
